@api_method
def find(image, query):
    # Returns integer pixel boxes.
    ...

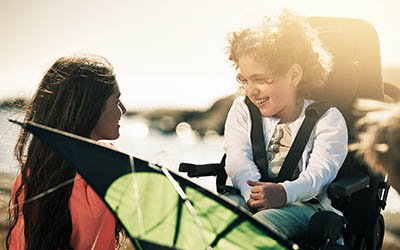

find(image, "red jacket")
[10,173,116,249]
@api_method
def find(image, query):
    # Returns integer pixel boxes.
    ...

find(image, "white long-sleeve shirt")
[223,97,348,212]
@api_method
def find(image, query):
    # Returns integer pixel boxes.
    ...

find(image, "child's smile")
[255,97,269,105]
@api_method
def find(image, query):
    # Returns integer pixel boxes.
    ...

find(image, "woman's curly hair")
[226,9,333,99]
[350,99,400,180]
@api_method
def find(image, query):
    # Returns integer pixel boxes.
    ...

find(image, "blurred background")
[1,0,400,109]
[1,0,400,248]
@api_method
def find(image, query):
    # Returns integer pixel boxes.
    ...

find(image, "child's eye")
[255,78,265,83]
[255,78,274,85]
[264,78,274,84]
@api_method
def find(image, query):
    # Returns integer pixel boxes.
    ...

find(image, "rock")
[131,95,235,136]
[0,98,27,110]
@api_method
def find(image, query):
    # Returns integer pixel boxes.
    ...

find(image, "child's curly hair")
[350,99,400,179]
[226,9,333,99]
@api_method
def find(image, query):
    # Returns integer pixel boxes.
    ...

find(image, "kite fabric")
[10,120,297,250]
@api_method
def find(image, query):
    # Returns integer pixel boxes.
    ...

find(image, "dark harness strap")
[244,97,269,181]
[179,99,332,190]
[244,97,331,183]
[276,100,331,182]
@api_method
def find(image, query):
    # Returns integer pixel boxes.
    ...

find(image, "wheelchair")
[180,17,399,250]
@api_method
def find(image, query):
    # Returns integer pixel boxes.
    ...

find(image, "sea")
[1,108,400,215]
[0,109,222,191]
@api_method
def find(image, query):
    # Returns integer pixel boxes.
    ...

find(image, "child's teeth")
[256,98,267,104]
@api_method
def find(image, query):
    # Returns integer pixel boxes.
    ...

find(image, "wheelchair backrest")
[309,17,384,123]
[308,17,387,243]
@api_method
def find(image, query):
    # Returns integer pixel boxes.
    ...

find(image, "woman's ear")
[289,64,302,87]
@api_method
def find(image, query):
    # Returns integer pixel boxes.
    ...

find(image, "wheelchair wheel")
[366,214,385,250]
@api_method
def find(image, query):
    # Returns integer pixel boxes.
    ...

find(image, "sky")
[1,0,400,109]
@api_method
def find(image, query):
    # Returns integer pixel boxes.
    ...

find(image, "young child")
[351,99,400,193]
[223,10,348,240]
[7,54,127,249]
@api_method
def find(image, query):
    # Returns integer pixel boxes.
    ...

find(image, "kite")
[10,120,297,250]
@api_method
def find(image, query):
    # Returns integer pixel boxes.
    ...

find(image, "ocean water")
[1,109,400,215]
[0,109,222,191]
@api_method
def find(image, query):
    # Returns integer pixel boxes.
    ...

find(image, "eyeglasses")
[236,74,275,86]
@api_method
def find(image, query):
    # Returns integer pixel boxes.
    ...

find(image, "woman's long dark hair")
[6,54,122,249]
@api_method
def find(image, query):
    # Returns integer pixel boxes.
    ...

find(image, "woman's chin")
[99,132,120,141]
[110,132,120,140]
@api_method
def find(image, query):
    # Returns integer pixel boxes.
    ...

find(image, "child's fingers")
[250,186,261,193]
[249,193,259,199]
[247,180,262,186]
[248,199,266,209]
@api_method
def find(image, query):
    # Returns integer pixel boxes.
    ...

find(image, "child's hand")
[247,180,287,211]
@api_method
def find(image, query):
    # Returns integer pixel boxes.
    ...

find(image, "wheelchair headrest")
[308,17,384,112]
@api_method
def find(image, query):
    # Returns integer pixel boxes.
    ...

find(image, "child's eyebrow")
[238,73,264,78]
[249,74,272,79]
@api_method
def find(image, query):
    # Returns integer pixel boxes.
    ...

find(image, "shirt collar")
[287,99,313,134]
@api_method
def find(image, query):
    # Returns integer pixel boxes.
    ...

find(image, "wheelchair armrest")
[179,162,220,177]
[328,173,370,198]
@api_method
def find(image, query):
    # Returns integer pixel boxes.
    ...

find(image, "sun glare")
[1,0,399,108]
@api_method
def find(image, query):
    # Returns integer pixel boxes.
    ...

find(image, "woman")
[7,54,126,249]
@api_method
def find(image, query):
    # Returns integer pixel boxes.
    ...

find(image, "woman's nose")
[119,102,127,114]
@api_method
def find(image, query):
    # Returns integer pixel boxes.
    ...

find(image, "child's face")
[90,83,126,141]
[237,53,299,122]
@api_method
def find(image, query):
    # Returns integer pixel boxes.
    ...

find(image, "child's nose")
[248,84,260,96]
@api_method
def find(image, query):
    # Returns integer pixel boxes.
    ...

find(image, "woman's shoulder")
[11,172,23,200]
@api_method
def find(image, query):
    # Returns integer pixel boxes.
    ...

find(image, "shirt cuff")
[281,181,297,204]
[231,167,260,202]
[240,187,251,202]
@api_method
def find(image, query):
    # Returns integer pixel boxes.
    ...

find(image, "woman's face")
[90,83,126,141]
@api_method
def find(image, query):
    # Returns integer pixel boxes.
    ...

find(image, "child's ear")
[289,64,302,86]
